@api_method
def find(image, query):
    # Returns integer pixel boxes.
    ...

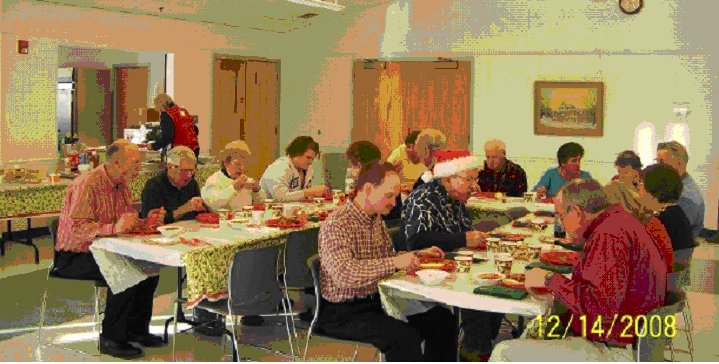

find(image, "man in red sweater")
[490,178,667,361]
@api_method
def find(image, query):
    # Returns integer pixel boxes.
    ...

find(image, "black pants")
[54,251,159,342]
[461,310,504,354]
[317,296,457,362]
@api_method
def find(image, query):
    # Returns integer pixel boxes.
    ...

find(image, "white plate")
[146,237,179,246]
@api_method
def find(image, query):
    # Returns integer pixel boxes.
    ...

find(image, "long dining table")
[88,197,558,343]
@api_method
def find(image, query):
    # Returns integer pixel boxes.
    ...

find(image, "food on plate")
[418,258,456,272]
[475,272,503,280]
[178,237,212,247]
[196,212,220,224]
[129,219,160,235]
[540,251,580,266]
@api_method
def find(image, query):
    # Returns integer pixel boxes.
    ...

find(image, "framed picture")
[534,81,604,137]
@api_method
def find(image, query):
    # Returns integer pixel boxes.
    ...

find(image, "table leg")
[162,267,238,361]
[0,219,41,264]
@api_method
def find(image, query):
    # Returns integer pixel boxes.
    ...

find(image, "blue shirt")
[678,174,705,238]
[533,167,592,198]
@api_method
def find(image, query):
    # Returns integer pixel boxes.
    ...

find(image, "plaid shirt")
[477,159,527,197]
[318,200,398,303]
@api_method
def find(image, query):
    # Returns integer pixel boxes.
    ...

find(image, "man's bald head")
[106,139,142,183]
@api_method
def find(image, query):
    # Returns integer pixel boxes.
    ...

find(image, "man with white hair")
[141,146,206,224]
[656,140,705,238]
[402,150,499,361]
[55,139,166,359]
[477,139,527,197]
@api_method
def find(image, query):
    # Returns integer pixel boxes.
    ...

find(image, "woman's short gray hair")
[166,146,197,166]
[558,178,610,214]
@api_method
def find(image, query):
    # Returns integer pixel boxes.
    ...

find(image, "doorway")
[352,59,472,157]
[114,66,150,140]
[211,56,280,179]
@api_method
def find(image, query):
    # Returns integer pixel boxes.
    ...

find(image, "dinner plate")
[540,251,580,266]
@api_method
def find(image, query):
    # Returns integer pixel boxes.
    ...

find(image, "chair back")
[227,245,284,316]
[388,226,407,252]
[284,231,319,288]
[673,244,696,270]
[636,291,685,362]
[668,262,690,293]
[322,152,349,191]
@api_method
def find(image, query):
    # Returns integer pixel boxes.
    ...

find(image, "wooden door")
[211,59,246,157]
[351,60,471,156]
[399,61,471,150]
[245,60,280,179]
[115,66,149,140]
[74,68,112,147]
[211,58,279,179]
[352,61,405,158]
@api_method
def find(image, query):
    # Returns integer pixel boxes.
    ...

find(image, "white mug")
[251,210,264,225]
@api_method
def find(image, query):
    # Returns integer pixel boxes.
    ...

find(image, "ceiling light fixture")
[286,0,345,12]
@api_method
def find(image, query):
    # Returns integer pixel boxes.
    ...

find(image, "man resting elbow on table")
[318,161,456,362]
[259,136,328,202]
[54,140,165,359]
[491,179,667,362]
[401,150,500,361]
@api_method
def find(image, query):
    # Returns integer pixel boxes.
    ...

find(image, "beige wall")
[0,0,286,164]
[317,0,717,228]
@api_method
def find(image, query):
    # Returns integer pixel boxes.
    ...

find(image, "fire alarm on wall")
[18,40,29,54]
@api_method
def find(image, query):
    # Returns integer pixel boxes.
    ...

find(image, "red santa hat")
[431,149,481,179]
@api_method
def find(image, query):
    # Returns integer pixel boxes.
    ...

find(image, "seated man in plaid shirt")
[317,161,457,362]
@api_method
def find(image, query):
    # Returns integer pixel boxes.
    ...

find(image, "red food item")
[196,212,220,224]
[540,251,580,267]
[266,217,305,229]
[178,237,212,247]
[323,192,333,201]
[128,219,160,235]
[253,204,265,211]
[473,192,497,199]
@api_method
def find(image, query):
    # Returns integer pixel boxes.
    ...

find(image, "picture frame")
[534,81,604,137]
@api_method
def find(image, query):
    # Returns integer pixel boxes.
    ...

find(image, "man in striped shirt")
[55,140,165,359]
[318,161,456,362]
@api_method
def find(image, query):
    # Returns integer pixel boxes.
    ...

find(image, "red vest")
[165,105,199,152]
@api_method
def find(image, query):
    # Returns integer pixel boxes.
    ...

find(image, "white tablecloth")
[89,219,297,294]
[379,212,559,321]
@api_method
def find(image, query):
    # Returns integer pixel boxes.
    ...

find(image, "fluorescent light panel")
[287,0,345,11]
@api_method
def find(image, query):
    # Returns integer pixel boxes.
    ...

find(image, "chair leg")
[37,279,50,359]
[93,286,102,351]
[351,342,360,362]
[302,326,314,361]
[172,301,179,362]
[682,307,695,361]
[279,297,296,360]
[229,314,240,362]
[282,285,299,355]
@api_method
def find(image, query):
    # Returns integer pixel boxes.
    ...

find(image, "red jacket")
[547,205,667,346]
[164,105,199,152]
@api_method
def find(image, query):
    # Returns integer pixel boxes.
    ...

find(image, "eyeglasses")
[169,164,196,175]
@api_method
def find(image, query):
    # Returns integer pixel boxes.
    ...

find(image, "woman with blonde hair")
[604,180,673,271]
[201,140,265,211]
